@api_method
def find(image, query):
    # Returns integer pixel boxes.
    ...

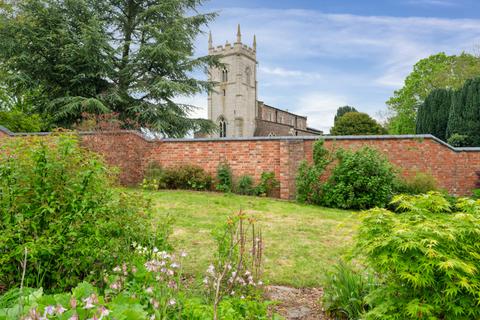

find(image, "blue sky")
[180,0,480,132]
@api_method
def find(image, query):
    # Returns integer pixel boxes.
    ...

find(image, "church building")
[207,25,322,138]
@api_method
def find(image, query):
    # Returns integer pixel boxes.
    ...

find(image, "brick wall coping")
[0,125,13,135]
[2,125,480,152]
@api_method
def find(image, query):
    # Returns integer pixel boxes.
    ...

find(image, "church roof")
[259,102,307,120]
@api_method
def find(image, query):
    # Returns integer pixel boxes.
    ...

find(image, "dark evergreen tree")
[0,0,217,137]
[334,106,358,123]
[416,88,452,141]
[446,78,480,147]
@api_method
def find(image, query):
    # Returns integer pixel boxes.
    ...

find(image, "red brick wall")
[80,131,150,186]
[144,139,282,195]
[1,126,479,199]
[74,133,480,198]
[304,138,478,196]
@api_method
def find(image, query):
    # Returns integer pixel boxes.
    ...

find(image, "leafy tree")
[416,88,452,141]
[387,52,480,134]
[334,105,358,123]
[330,112,385,136]
[446,77,480,146]
[0,109,45,132]
[0,0,217,137]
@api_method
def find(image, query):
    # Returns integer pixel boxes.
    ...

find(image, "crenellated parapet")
[208,25,256,59]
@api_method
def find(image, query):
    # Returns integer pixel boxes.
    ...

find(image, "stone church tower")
[207,26,322,138]
[208,25,257,137]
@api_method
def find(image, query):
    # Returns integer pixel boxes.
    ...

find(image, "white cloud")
[260,66,322,79]
[295,93,349,133]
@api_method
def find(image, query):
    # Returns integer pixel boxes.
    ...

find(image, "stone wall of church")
[1,126,479,200]
[254,119,319,137]
[257,103,308,130]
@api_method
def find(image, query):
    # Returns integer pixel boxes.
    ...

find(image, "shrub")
[322,147,397,209]
[0,109,46,132]
[295,140,330,204]
[396,171,438,195]
[0,133,168,292]
[144,163,213,191]
[254,171,280,197]
[165,164,213,191]
[216,162,233,192]
[236,175,255,195]
[0,215,274,320]
[357,192,480,319]
[296,161,324,204]
[323,262,375,319]
[447,133,469,147]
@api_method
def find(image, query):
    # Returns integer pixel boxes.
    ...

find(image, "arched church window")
[218,116,227,137]
[222,68,228,82]
[245,67,251,85]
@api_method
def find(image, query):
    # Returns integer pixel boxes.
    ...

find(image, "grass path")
[148,190,358,288]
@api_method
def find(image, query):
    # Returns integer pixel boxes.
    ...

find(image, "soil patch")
[265,285,330,319]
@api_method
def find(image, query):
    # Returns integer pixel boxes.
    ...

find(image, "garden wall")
[1,126,479,199]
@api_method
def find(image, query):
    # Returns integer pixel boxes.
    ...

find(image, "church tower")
[208,25,257,137]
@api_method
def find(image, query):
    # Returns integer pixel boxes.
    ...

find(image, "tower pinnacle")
[253,34,257,51]
[236,24,242,43]
[208,31,213,50]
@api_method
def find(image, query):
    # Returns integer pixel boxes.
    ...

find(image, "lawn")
[147,190,359,288]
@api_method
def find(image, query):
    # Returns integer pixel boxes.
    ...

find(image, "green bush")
[1,258,274,320]
[236,175,255,195]
[254,171,280,197]
[0,133,168,292]
[0,109,46,132]
[357,192,480,319]
[322,147,397,209]
[396,171,438,195]
[323,262,375,319]
[165,164,213,191]
[143,163,213,191]
[296,161,324,204]
[0,215,275,320]
[447,133,469,147]
[216,162,233,192]
[295,140,330,204]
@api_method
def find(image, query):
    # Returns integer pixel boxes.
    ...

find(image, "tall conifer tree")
[416,88,452,141]
[0,0,217,137]
[446,78,480,146]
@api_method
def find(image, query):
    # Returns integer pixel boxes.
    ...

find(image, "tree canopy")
[416,88,452,141]
[446,78,480,147]
[334,105,358,124]
[0,0,217,137]
[386,52,480,134]
[330,112,385,136]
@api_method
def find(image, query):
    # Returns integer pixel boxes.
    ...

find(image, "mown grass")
[147,190,358,288]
